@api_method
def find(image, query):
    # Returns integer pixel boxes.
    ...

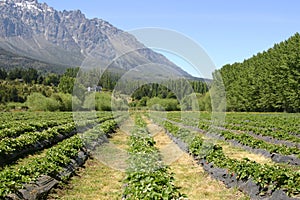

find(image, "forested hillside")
[217,33,300,112]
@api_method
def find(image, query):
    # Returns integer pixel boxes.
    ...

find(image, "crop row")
[166,112,299,136]
[160,120,300,198]
[123,115,186,199]
[0,112,72,122]
[224,113,299,134]
[0,119,72,139]
[165,112,300,159]
[223,123,300,144]
[197,122,300,159]
[0,113,117,166]
[0,112,115,139]
[0,135,84,197]
[219,129,300,158]
[0,122,76,161]
[0,115,120,198]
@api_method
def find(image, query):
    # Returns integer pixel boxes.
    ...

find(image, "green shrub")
[95,92,112,111]
[137,96,149,107]
[26,93,60,111]
[5,102,28,111]
[51,93,73,111]
[147,97,179,111]
[83,92,112,111]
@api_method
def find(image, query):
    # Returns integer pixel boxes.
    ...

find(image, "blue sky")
[39,0,300,78]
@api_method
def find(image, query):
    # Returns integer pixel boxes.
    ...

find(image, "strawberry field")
[0,111,299,199]
[0,111,119,199]
[153,111,300,199]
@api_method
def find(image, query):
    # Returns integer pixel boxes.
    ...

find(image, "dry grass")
[48,158,125,200]
[91,120,133,172]
[170,154,249,200]
[217,140,273,165]
[92,143,128,172]
[119,118,134,136]
[149,122,249,200]
[49,120,134,199]
[110,129,130,150]
[152,129,184,165]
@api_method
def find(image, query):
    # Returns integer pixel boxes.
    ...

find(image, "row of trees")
[131,80,209,100]
[0,67,83,104]
[0,81,56,104]
[215,33,300,112]
[129,80,210,111]
[0,68,39,83]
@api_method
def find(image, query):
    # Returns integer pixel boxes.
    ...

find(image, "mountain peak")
[1,0,54,13]
[1,0,38,3]
[0,0,193,78]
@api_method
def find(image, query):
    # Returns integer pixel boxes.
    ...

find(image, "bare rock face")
[0,0,191,78]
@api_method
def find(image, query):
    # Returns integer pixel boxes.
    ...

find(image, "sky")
[39,0,300,78]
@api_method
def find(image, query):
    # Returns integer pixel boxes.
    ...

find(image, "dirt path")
[49,119,133,200]
[147,120,249,200]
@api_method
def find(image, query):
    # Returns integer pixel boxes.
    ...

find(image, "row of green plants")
[224,113,299,134]
[0,122,76,158]
[215,129,300,158]
[165,112,300,158]
[0,112,75,139]
[0,135,84,197]
[196,119,300,158]
[75,114,115,129]
[191,137,300,196]
[160,120,300,197]
[223,123,300,144]
[0,110,115,139]
[0,119,71,139]
[0,113,120,198]
[166,112,299,136]
[0,112,116,165]
[166,111,211,123]
[81,118,118,142]
[123,114,186,199]
[0,112,73,126]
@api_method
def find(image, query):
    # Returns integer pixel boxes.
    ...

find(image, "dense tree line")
[0,68,39,83]
[131,79,208,101]
[0,67,73,104]
[131,83,176,100]
[0,81,56,104]
[98,71,120,90]
[215,33,300,112]
[129,79,209,111]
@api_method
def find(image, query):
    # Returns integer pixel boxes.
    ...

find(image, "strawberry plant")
[0,135,83,197]
[123,115,187,199]
[161,119,300,197]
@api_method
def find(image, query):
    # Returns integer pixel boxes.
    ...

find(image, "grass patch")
[49,158,125,200]
[218,140,273,164]
[148,120,249,200]
[170,153,249,200]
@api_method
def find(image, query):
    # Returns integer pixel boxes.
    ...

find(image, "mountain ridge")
[0,0,195,80]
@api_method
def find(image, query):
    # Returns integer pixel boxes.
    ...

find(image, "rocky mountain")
[0,46,69,73]
[0,0,193,79]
